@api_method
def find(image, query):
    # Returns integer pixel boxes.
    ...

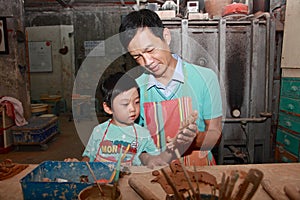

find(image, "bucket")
[204,0,232,18]
[78,184,121,200]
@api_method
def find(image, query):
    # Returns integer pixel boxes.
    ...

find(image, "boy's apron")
[94,120,138,166]
[143,74,216,166]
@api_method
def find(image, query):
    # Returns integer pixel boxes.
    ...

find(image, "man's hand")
[176,123,198,144]
[166,110,198,150]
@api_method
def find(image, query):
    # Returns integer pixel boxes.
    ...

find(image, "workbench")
[0,163,299,200]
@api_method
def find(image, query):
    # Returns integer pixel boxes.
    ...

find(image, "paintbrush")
[108,144,130,183]
[86,162,105,196]
[112,144,131,200]
[175,148,197,200]
[112,147,123,200]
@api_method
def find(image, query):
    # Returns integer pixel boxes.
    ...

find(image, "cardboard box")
[155,10,176,19]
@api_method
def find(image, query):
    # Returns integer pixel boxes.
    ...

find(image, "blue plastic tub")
[20,161,115,200]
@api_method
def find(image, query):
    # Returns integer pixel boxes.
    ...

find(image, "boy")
[66,72,172,167]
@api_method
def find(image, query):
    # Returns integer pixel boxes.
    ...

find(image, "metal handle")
[284,138,290,146]
[291,85,298,92]
[281,156,289,163]
[278,146,284,153]
[285,121,292,127]
[288,104,295,110]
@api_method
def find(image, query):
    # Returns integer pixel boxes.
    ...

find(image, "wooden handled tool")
[284,184,300,200]
[232,168,263,200]
[128,177,161,200]
[261,179,288,200]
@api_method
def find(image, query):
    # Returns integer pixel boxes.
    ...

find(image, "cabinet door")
[279,97,300,115]
[276,129,300,156]
[275,144,298,163]
[278,112,300,134]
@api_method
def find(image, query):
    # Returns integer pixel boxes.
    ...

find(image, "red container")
[222,3,249,16]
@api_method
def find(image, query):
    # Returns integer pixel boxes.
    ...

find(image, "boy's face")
[111,87,140,126]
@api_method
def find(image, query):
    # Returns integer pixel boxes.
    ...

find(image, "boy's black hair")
[119,9,165,49]
[101,72,139,108]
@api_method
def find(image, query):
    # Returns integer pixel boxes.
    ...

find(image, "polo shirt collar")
[147,54,184,90]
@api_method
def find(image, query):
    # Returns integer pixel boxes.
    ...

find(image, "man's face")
[111,87,140,127]
[127,27,174,78]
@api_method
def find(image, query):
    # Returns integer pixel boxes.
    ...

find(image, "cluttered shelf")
[0,162,300,200]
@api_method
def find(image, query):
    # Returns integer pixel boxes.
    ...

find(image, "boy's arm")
[139,150,177,169]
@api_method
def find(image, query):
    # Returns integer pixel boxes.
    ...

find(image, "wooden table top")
[0,163,299,200]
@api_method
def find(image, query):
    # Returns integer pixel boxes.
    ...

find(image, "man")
[119,9,223,166]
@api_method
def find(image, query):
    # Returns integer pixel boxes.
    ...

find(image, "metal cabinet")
[163,17,275,164]
[276,78,300,162]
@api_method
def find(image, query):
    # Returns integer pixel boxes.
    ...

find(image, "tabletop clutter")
[1,158,299,200]
[16,159,264,200]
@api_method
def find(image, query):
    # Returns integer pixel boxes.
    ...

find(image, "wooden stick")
[219,173,226,200]
[86,162,105,196]
[193,164,201,200]
[175,148,197,200]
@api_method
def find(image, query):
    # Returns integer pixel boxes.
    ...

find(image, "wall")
[26,25,74,109]
[0,0,31,118]
[24,4,133,110]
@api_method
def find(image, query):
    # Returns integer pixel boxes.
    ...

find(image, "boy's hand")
[145,155,168,169]
[64,158,80,162]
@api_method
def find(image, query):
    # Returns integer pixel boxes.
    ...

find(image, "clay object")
[151,161,218,195]
[128,177,161,200]
[0,159,28,181]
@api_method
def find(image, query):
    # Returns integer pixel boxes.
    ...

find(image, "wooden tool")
[174,149,197,200]
[223,170,239,200]
[128,177,161,200]
[284,184,300,200]
[86,162,105,196]
[261,179,288,200]
[232,168,263,200]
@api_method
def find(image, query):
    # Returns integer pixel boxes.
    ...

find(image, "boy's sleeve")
[142,134,160,156]
[82,127,98,161]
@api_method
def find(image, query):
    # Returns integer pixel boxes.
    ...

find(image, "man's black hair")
[119,9,165,49]
[101,72,139,108]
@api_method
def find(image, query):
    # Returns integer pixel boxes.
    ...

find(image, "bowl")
[78,184,121,200]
